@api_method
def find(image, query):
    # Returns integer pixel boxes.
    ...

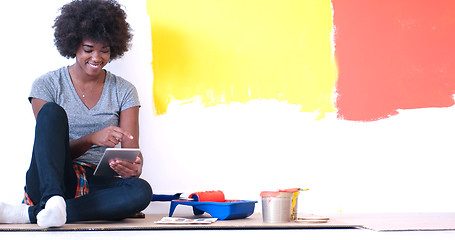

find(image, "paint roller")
[151,190,225,202]
[189,190,225,202]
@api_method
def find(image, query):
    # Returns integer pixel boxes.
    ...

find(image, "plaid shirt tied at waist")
[23,161,96,206]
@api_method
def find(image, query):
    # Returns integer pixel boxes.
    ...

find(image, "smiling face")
[73,39,111,78]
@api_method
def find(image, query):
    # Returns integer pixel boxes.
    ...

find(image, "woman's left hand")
[109,156,142,178]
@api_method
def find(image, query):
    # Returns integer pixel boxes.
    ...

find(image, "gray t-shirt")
[29,66,140,165]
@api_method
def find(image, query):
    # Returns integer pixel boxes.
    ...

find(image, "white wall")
[1,0,455,215]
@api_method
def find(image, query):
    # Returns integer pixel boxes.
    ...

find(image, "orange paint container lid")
[279,188,301,193]
[260,191,293,198]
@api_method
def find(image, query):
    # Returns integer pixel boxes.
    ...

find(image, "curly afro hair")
[53,0,132,60]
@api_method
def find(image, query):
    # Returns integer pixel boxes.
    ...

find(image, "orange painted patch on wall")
[334,0,455,121]
[147,0,338,118]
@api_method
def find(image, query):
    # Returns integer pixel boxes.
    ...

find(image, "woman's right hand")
[89,126,134,148]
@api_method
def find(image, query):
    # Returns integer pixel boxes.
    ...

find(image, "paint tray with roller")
[168,191,257,220]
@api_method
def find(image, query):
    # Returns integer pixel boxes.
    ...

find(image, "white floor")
[2,229,455,240]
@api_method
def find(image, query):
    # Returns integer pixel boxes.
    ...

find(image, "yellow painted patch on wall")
[147,0,337,118]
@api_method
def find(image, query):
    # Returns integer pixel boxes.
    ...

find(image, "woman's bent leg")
[66,177,152,222]
[25,102,76,224]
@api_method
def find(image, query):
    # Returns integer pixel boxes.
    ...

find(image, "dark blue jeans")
[25,102,152,223]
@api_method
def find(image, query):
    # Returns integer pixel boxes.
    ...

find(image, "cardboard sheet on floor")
[0,214,359,231]
[330,212,455,231]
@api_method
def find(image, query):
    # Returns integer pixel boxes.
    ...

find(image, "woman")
[0,0,152,228]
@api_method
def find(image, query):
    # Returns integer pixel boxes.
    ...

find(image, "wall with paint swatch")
[1,0,454,214]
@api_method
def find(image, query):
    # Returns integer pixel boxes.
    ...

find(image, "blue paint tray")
[169,200,257,220]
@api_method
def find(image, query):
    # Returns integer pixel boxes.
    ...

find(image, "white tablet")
[93,148,141,176]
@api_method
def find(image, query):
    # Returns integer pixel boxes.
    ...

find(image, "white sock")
[0,202,30,224]
[36,196,67,228]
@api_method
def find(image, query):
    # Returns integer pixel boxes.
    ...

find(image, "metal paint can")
[260,191,293,223]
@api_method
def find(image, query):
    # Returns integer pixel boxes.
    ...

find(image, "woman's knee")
[124,178,153,209]
[34,102,69,138]
[136,178,153,203]
[37,102,67,122]
[38,102,66,115]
